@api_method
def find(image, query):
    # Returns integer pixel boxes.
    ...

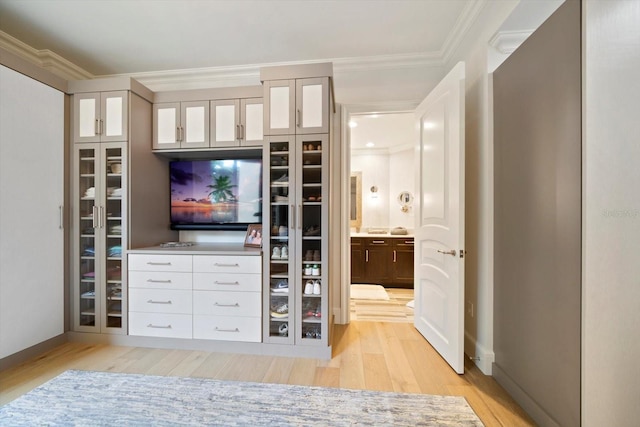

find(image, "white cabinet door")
[74,91,128,143]
[241,98,264,147]
[264,80,295,135]
[153,103,180,149]
[181,101,209,149]
[0,65,64,358]
[211,99,240,147]
[296,78,329,134]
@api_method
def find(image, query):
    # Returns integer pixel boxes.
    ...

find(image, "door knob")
[437,249,457,256]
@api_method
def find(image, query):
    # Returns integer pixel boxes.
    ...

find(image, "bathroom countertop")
[350,232,414,238]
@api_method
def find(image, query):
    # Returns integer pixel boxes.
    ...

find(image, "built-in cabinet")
[73,143,127,333]
[211,98,263,147]
[153,101,210,150]
[263,134,329,345]
[128,251,262,342]
[263,77,329,136]
[73,91,128,143]
[351,237,414,288]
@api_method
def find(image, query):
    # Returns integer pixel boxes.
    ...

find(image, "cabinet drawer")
[129,289,192,314]
[193,272,261,292]
[193,290,261,316]
[193,255,261,274]
[128,271,192,290]
[128,254,192,272]
[193,315,261,342]
[129,312,192,338]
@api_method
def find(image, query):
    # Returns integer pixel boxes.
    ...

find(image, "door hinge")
[460,250,466,258]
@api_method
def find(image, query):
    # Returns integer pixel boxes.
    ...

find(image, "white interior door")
[414,62,465,374]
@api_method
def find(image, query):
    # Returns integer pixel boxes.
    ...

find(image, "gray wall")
[492,1,581,426]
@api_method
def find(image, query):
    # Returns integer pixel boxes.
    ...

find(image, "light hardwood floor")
[0,322,535,426]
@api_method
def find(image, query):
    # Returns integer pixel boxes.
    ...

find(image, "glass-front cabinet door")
[295,134,328,345]
[74,142,127,334]
[263,136,295,343]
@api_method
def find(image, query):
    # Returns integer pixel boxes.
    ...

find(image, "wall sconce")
[370,185,378,199]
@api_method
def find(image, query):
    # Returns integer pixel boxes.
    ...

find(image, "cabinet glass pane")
[104,147,123,328]
[302,84,323,129]
[245,103,263,141]
[215,105,236,142]
[268,139,291,338]
[157,108,177,144]
[270,87,290,130]
[300,138,323,341]
[79,99,97,138]
[104,96,123,137]
[79,148,97,326]
[185,106,206,143]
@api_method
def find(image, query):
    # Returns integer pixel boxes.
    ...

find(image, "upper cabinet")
[153,101,209,150]
[74,91,128,143]
[210,97,263,148]
[264,77,329,136]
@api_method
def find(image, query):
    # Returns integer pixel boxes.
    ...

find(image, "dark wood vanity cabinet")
[350,237,414,288]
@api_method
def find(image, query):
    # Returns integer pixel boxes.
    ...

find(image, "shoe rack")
[263,134,329,346]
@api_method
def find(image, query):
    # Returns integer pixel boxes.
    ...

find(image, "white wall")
[351,148,415,231]
[583,0,640,424]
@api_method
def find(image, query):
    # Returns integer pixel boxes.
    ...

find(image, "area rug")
[351,284,390,300]
[0,370,484,426]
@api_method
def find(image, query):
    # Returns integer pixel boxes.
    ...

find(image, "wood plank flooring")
[0,322,535,426]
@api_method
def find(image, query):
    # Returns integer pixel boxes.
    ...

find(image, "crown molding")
[489,30,534,54]
[0,31,93,80]
[440,0,488,63]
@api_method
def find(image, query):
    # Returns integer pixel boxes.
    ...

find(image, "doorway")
[343,110,416,323]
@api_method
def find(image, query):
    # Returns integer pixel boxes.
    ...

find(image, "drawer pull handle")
[372,240,385,244]
[214,302,240,307]
[214,263,240,267]
[147,262,171,266]
[214,281,240,286]
[147,279,172,283]
[147,299,172,304]
[405,241,414,244]
[147,324,172,329]
[215,327,240,333]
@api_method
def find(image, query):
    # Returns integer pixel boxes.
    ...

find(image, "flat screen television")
[169,158,262,230]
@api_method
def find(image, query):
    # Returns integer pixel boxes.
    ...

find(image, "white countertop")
[350,233,414,238]
[128,242,262,256]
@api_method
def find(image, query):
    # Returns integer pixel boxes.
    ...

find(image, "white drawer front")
[193,255,261,274]
[193,315,261,342]
[193,272,261,292]
[129,271,192,290]
[128,254,192,272]
[129,312,192,339]
[193,290,261,316]
[129,289,192,314]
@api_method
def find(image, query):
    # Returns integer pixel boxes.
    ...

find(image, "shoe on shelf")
[280,245,289,259]
[271,280,289,293]
[271,246,281,259]
[270,303,289,318]
[303,225,320,236]
[313,250,321,261]
[274,174,288,183]
[313,280,321,295]
[304,280,314,295]
[305,250,314,261]
[278,323,288,337]
[279,225,288,236]
[273,195,288,202]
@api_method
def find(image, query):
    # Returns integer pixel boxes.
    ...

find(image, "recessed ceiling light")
[366,142,375,148]
[348,120,358,128]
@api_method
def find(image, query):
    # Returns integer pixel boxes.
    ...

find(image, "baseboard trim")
[0,334,68,371]
[67,332,332,360]
[464,331,494,375]
[492,362,560,427]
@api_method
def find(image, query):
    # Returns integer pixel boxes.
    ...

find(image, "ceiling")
[350,113,415,152]
[0,0,563,146]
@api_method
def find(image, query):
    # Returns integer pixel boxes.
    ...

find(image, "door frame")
[336,102,419,325]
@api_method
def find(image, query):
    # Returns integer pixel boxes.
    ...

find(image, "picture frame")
[244,224,263,248]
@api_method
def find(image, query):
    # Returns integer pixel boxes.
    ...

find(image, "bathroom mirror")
[350,172,362,231]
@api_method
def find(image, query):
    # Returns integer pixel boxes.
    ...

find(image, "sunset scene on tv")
[170,159,262,225]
